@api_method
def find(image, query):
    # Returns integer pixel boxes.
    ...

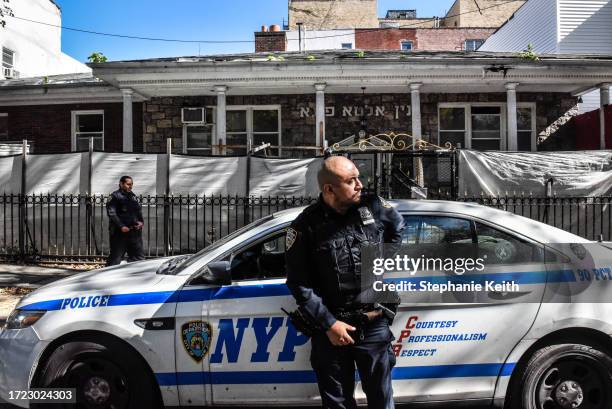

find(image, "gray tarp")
[458,150,612,197]
[5,153,322,196]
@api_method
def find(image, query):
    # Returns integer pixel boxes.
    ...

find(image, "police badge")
[181,321,212,363]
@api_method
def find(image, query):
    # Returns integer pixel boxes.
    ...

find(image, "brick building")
[1,51,611,155]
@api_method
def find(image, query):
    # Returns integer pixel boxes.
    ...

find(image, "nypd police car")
[1,200,611,409]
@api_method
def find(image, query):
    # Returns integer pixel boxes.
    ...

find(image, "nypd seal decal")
[181,321,212,363]
[286,228,297,250]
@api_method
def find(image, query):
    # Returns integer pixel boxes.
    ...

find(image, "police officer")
[286,156,404,409]
[106,175,145,266]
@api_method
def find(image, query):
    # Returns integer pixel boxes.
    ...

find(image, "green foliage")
[306,54,316,61]
[355,50,365,58]
[518,43,540,61]
[88,52,108,63]
[0,0,14,29]
[266,54,285,62]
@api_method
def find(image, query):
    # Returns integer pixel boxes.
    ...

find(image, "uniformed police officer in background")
[106,175,145,266]
[286,156,404,409]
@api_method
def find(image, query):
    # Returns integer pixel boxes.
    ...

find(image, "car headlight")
[4,309,46,330]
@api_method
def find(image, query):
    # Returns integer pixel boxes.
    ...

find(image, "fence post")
[85,138,94,255]
[244,147,251,226]
[451,150,458,200]
[18,139,27,261]
[163,138,171,256]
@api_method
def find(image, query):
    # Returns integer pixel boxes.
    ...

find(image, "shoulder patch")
[286,228,298,250]
[379,196,393,208]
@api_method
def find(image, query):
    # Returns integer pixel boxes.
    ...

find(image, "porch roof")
[88,50,612,98]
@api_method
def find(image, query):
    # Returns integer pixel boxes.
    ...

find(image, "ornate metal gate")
[329,132,457,199]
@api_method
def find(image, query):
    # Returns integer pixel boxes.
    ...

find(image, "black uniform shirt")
[285,194,404,330]
[106,189,143,230]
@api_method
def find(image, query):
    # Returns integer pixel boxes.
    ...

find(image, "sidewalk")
[0,264,86,322]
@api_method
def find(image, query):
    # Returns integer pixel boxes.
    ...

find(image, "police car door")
[206,227,317,406]
[387,214,546,404]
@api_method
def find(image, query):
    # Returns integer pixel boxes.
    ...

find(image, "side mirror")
[194,261,232,286]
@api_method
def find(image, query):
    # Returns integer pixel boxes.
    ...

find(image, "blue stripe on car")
[155,362,517,385]
[19,270,575,311]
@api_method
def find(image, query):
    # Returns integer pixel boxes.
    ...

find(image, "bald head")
[318,156,355,190]
[318,156,363,213]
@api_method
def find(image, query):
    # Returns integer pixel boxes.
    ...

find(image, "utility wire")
[7,1,523,45]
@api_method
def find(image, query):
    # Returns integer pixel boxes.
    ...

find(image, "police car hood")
[16,258,171,310]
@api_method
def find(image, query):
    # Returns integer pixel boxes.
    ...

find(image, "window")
[341,43,353,49]
[401,215,477,266]
[438,103,536,151]
[465,39,485,52]
[475,222,543,264]
[225,106,281,156]
[183,108,214,155]
[0,113,7,139]
[228,231,287,281]
[71,110,104,151]
[2,47,14,78]
[517,105,535,151]
[400,40,413,51]
[439,107,466,148]
[471,106,502,150]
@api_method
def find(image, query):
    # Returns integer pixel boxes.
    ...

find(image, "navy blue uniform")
[286,194,404,409]
[106,189,145,266]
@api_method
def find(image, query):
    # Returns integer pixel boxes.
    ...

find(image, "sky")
[50,0,456,62]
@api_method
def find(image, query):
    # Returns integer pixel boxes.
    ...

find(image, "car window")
[402,216,474,244]
[474,222,543,264]
[401,216,477,265]
[227,231,287,281]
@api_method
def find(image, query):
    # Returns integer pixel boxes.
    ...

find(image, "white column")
[121,89,134,152]
[600,83,610,149]
[506,83,519,151]
[410,83,422,141]
[315,83,326,149]
[215,85,227,155]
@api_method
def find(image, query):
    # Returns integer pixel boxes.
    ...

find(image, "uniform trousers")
[310,317,396,409]
[106,229,145,266]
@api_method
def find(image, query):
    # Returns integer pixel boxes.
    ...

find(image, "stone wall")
[141,92,578,153]
[288,0,378,30]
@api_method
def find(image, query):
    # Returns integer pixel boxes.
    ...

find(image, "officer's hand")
[120,226,130,233]
[326,321,356,346]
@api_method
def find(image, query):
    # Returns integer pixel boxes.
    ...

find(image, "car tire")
[33,339,161,409]
[508,343,612,409]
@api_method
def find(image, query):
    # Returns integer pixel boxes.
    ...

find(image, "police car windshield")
[172,215,275,274]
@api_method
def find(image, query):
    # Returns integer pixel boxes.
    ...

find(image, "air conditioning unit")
[181,107,206,124]
[2,67,14,79]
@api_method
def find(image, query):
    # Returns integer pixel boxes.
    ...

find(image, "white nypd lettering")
[60,295,111,310]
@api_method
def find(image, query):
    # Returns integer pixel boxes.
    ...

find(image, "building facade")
[441,0,527,27]
[257,28,497,53]
[0,0,90,80]
[2,51,610,156]
[479,0,612,144]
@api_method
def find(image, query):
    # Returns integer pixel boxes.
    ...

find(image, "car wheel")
[34,339,161,409]
[509,343,612,409]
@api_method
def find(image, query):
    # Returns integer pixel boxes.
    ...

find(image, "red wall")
[355,28,418,50]
[354,27,495,51]
[574,105,612,150]
[1,103,143,153]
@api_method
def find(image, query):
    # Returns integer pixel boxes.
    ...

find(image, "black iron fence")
[1,194,610,262]
[0,194,317,262]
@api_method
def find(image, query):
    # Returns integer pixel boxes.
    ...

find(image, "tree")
[0,0,14,29]
[88,52,108,63]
